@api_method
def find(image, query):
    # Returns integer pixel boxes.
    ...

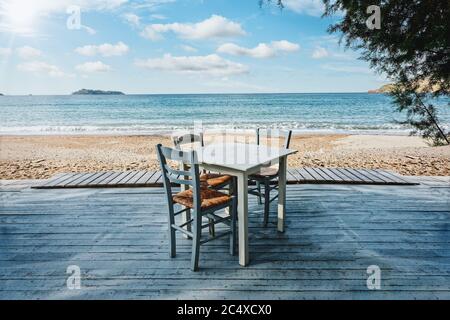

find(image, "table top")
[194,143,297,173]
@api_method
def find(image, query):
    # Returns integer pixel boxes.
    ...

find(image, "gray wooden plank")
[310,167,335,182]
[38,173,77,188]
[147,171,162,185]
[52,173,85,186]
[297,168,316,181]
[367,169,399,183]
[376,169,413,184]
[77,172,107,186]
[90,171,115,185]
[292,168,306,181]
[286,169,298,182]
[356,169,386,183]
[327,168,352,182]
[320,168,345,182]
[38,173,71,187]
[126,171,148,185]
[118,171,142,185]
[107,172,133,185]
[304,167,324,181]
[137,171,156,184]
[63,173,97,187]
[96,172,122,186]
[288,168,304,182]
[340,168,366,182]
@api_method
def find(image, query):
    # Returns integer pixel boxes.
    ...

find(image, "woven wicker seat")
[173,188,231,209]
[172,189,231,209]
[200,173,232,187]
[250,165,279,179]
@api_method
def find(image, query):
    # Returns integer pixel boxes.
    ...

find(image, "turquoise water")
[1,93,449,135]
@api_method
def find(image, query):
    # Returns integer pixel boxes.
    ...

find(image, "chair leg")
[256,181,262,204]
[169,226,176,258]
[208,218,215,237]
[191,211,202,271]
[263,180,270,226]
[229,197,237,256]
[168,207,176,257]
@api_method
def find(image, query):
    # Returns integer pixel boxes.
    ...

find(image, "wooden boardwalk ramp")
[33,167,417,189]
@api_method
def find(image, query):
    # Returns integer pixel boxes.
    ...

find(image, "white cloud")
[141,15,246,41]
[135,54,248,76]
[283,0,325,17]
[0,47,13,57]
[217,40,299,59]
[17,61,66,77]
[75,42,129,57]
[312,46,329,59]
[17,46,42,59]
[75,61,112,73]
[122,13,140,27]
[271,40,300,52]
[180,45,197,53]
[217,43,275,58]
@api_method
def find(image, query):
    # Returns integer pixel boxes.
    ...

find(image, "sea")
[1,93,449,135]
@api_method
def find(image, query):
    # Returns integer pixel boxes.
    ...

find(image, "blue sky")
[0,0,387,95]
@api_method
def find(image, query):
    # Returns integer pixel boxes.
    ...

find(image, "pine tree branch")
[414,93,449,145]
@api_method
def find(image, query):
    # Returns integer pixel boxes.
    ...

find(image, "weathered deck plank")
[0,179,449,299]
[32,168,417,189]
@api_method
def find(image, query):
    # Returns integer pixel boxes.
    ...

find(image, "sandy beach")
[1,133,449,180]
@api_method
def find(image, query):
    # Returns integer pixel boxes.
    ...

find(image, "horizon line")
[0,91,377,96]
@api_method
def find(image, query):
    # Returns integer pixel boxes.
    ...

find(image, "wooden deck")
[33,167,416,189]
[0,177,449,299]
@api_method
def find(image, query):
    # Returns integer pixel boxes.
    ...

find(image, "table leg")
[277,156,287,233]
[181,163,191,238]
[236,172,249,266]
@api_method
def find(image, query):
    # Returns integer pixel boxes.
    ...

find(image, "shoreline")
[0,129,417,137]
[1,133,449,180]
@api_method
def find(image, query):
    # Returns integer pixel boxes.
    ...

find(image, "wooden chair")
[248,128,292,226]
[156,144,237,271]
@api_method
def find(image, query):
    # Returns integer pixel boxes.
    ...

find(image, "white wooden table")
[193,143,297,266]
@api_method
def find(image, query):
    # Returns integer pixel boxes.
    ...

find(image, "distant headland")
[368,84,395,94]
[368,79,446,94]
[72,89,125,95]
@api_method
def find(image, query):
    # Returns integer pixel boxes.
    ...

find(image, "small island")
[0,93,4,96]
[72,89,125,95]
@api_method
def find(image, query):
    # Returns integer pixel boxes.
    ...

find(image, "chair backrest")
[172,132,204,150]
[256,128,292,149]
[156,144,201,209]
